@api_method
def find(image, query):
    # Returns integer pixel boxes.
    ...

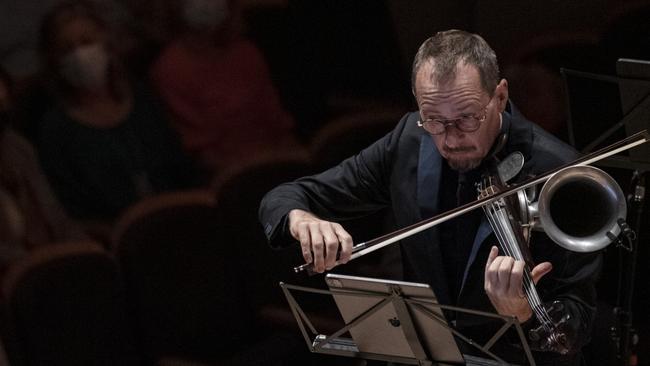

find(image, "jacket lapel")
[415,134,452,304]
[460,217,493,293]
[418,135,441,217]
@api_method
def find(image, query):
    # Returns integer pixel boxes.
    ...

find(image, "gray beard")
[447,157,482,172]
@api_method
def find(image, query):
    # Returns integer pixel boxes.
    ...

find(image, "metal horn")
[520,165,627,252]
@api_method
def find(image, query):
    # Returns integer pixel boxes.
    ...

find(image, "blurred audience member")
[0,66,86,268]
[1,0,136,144]
[116,0,182,75]
[0,0,131,83]
[36,1,196,221]
[150,0,301,173]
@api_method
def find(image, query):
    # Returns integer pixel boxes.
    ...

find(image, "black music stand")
[562,59,650,171]
[280,274,536,366]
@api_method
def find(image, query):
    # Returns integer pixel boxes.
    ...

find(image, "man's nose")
[444,125,464,149]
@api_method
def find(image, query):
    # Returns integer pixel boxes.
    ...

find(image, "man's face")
[414,61,508,172]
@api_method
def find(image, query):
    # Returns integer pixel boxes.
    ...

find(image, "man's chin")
[448,157,481,172]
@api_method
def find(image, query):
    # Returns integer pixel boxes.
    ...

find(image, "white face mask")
[182,0,229,31]
[59,43,110,90]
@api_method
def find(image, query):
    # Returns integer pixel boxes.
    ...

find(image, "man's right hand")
[288,209,353,273]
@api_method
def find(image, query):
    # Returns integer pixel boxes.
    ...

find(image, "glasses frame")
[417,94,495,135]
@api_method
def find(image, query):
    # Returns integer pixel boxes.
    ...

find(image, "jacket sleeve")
[258,113,410,249]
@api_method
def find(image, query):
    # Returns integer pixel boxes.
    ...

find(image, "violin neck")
[479,175,568,353]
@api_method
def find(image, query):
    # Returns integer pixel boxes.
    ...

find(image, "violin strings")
[492,204,554,330]
[483,200,555,331]
[491,208,554,332]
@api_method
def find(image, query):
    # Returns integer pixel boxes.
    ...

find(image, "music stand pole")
[617,170,646,366]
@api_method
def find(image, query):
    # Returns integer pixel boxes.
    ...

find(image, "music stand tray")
[280,274,536,366]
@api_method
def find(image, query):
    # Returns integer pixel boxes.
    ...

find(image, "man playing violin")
[259,29,600,365]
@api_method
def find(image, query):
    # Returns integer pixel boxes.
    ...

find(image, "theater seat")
[111,190,251,364]
[1,241,139,366]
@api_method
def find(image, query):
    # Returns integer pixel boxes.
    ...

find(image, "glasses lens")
[456,116,481,132]
[426,121,445,135]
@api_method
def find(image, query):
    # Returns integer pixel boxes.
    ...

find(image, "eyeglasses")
[417,95,493,135]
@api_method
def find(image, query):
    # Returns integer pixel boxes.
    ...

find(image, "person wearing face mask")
[150,0,302,175]
[35,1,198,221]
[58,42,110,91]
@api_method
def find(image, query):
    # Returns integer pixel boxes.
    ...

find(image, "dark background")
[2,0,650,364]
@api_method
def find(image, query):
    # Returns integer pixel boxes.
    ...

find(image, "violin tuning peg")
[555,314,571,329]
[529,326,542,341]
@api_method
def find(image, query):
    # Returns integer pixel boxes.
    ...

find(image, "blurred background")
[1,0,649,365]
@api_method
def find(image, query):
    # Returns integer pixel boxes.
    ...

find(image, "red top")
[151,38,297,169]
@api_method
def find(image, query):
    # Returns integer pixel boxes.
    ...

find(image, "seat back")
[309,109,404,170]
[1,241,139,366]
[112,190,244,363]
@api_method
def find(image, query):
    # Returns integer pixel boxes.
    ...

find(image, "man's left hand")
[484,246,553,322]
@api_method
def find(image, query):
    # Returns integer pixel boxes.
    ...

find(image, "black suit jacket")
[259,102,601,365]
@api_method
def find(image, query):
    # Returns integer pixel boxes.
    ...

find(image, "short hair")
[411,29,500,96]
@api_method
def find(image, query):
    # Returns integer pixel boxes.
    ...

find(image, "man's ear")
[495,78,509,112]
